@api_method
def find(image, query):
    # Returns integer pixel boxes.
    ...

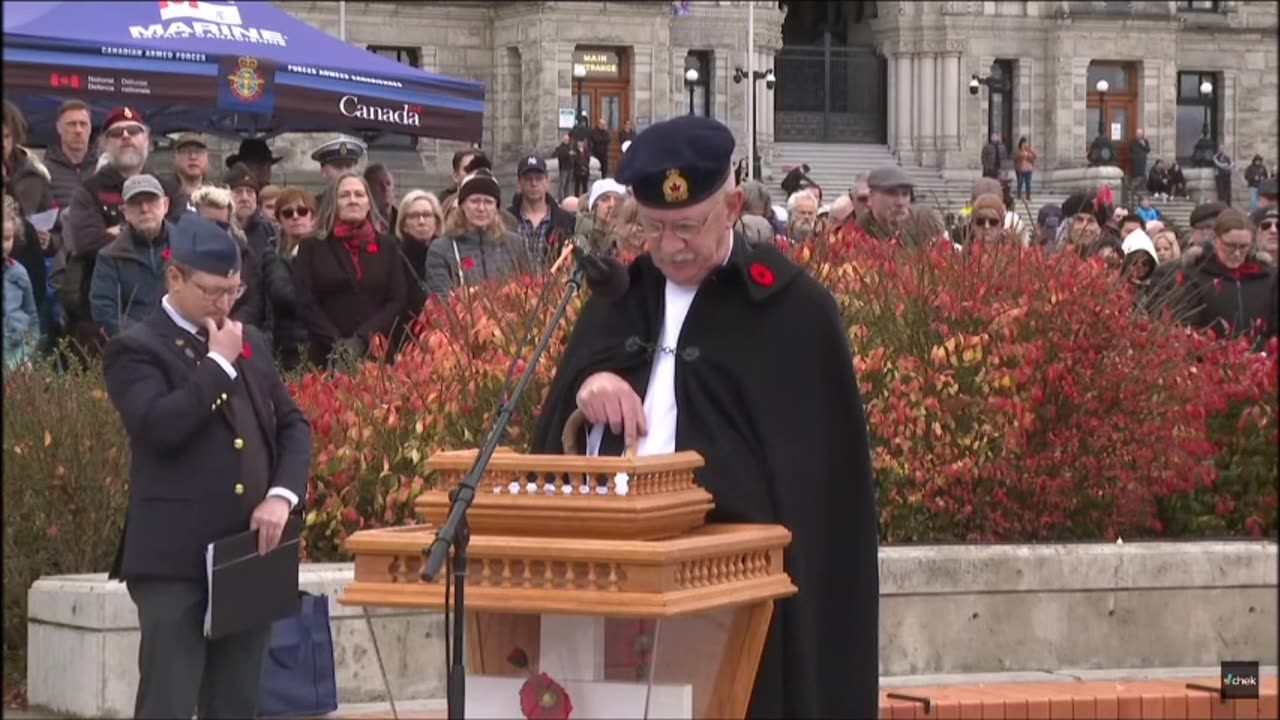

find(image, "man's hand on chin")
[250,495,292,555]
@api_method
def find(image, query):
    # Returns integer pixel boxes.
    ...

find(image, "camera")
[969,77,981,96]
[764,69,776,91]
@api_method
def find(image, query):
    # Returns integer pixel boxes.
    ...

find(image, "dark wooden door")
[1086,63,1138,172]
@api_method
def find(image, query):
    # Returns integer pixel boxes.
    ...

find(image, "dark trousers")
[128,580,270,719]
[595,153,609,179]
[1216,173,1233,206]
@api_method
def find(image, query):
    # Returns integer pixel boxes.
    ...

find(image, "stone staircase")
[768,142,1203,234]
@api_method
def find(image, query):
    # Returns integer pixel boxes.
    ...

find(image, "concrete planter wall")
[28,541,1277,718]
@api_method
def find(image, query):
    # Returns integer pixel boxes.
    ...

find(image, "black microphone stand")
[422,262,588,720]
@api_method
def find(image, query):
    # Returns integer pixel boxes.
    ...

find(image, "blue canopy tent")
[2,0,485,145]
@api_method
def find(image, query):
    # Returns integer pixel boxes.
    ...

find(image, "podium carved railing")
[340,449,797,719]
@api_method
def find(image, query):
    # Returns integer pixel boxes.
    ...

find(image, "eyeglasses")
[972,217,1003,229]
[279,206,311,220]
[106,125,145,139]
[189,279,247,302]
[634,209,717,242]
[1218,242,1252,255]
[1259,221,1278,231]
[404,211,436,223]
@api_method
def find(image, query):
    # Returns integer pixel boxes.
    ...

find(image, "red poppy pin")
[241,341,252,359]
[364,242,377,254]
[161,248,171,260]
[507,646,573,719]
[460,257,476,271]
[748,262,774,288]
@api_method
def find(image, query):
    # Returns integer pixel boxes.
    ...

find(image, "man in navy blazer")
[103,214,311,718]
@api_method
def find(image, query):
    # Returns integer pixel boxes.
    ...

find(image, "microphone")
[571,244,629,300]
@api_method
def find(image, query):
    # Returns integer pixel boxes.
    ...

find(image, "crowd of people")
[4,95,1276,373]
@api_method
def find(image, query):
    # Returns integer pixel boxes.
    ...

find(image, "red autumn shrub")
[290,276,579,558]
[787,234,1275,541]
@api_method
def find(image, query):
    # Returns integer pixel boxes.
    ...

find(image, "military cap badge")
[662,169,689,204]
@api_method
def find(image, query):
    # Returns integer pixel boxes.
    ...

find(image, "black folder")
[204,516,302,640]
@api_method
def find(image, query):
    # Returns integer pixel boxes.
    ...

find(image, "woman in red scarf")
[293,171,406,367]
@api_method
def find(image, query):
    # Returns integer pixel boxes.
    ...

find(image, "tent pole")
[338,1,346,41]
[747,1,755,182]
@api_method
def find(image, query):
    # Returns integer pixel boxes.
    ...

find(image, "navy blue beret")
[615,116,735,209]
[170,215,242,278]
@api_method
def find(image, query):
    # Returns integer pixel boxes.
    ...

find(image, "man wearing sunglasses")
[62,107,178,355]
[102,214,310,718]
[1252,206,1278,260]
[532,115,879,720]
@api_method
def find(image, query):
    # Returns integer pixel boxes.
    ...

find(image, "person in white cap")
[575,178,627,247]
[311,136,367,181]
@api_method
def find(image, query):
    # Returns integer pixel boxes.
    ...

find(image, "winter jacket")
[425,229,529,297]
[1246,162,1270,189]
[5,147,54,217]
[261,243,309,370]
[1157,244,1276,343]
[88,221,172,338]
[4,258,39,367]
[42,144,97,209]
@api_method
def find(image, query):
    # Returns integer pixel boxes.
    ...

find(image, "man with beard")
[531,115,879,719]
[88,175,173,337]
[784,190,819,243]
[63,107,176,355]
[844,166,945,248]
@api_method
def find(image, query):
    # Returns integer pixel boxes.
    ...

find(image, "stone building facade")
[270,1,1277,188]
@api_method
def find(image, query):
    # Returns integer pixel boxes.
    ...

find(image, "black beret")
[170,215,242,278]
[615,116,734,209]
[1259,177,1278,198]
[1060,192,1095,218]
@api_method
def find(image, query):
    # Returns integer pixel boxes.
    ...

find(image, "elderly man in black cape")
[529,115,879,718]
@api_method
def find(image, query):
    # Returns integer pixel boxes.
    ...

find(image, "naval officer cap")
[170,214,242,277]
[311,136,367,167]
[615,116,735,209]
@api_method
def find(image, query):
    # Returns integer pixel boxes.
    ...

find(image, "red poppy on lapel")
[748,262,775,287]
[365,242,377,254]
[241,341,252,359]
[461,257,476,271]
[161,248,171,260]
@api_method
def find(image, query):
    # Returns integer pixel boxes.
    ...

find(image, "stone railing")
[27,541,1277,718]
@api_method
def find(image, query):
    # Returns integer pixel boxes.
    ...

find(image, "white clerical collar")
[161,295,200,336]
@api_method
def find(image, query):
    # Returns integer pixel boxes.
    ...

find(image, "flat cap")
[1061,191,1096,219]
[103,106,144,131]
[122,174,165,202]
[615,115,734,209]
[170,215,242,278]
[226,138,281,168]
[311,136,367,166]
[222,162,259,191]
[1259,177,1278,198]
[1189,201,1227,228]
[173,132,207,150]
[867,165,914,190]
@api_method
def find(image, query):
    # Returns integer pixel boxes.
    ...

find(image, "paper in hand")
[27,208,59,233]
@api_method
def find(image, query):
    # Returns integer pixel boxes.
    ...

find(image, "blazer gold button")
[233,438,245,450]
[221,392,228,400]
[234,483,244,495]
[211,403,217,411]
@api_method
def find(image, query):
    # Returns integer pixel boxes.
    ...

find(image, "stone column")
[896,52,914,153]
[886,54,897,150]
[941,52,960,150]
[917,52,937,156]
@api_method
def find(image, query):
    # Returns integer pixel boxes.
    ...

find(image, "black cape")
[531,236,879,718]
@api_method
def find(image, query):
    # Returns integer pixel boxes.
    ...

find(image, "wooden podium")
[339,449,797,719]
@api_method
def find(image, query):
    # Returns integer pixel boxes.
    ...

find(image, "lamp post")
[684,66,700,116]
[1191,79,1216,167]
[573,63,587,120]
[1088,79,1114,167]
[734,66,775,181]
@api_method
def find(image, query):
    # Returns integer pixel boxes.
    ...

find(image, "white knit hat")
[588,178,627,210]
